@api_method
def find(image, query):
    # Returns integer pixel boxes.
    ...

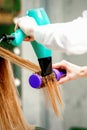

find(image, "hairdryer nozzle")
[38,57,52,77]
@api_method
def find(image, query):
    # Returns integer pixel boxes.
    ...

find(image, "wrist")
[34,26,45,43]
[79,66,87,78]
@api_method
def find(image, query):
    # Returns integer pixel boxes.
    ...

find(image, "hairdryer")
[0,8,66,88]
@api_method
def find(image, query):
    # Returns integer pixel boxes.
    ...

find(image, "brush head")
[29,74,42,89]
[29,69,66,89]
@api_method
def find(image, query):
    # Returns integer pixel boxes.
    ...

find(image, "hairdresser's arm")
[53,60,87,84]
[16,10,87,55]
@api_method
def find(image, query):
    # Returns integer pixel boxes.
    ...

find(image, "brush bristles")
[41,73,64,117]
[0,47,64,118]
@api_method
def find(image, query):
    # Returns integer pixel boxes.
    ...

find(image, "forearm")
[16,11,87,55]
[34,11,87,55]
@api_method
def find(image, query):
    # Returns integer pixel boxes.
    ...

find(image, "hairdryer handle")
[10,8,52,58]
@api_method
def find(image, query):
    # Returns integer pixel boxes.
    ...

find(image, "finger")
[52,61,66,68]
[13,17,19,31]
[52,64,67,71]
[14,24,19,31]
[24,36,34,42]
[58,75,71,84]
[24,37,30,41]
[52,63,63,69]
[13,17,18,24]
[14,17,25,31]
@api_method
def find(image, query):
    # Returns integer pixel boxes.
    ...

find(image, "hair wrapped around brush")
[0,47,64,118]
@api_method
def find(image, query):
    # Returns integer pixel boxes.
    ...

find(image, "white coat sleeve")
[34,10,87,55]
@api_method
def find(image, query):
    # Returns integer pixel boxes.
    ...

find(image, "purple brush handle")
[52,68,66,81]
[29,69,66,89]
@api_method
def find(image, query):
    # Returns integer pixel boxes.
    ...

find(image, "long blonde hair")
[0,47,64,119]
[0,56,35,130]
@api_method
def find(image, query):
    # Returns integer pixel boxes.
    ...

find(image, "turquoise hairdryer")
[0,8,66,88]
[0,8,52,76]
[11,8,52,76]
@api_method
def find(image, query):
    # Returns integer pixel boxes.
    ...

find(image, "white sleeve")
[34,10,87,55]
